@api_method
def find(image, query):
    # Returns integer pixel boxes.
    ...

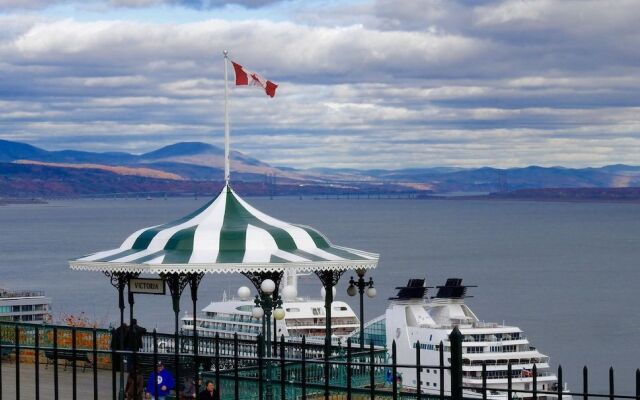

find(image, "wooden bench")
[44,349,93,372]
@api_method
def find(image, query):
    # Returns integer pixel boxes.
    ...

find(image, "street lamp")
[347,269,376,349]
[250,279,286,400]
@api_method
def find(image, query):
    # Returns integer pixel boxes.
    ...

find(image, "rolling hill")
[1,139,640,197]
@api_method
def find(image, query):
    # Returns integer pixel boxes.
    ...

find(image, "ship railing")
[0,321,639,400]
[285,319,359,328]
[0,289,46,298]
[183,314,262,324]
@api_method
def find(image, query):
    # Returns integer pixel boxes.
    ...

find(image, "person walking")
[125,370,144,400]
[126,318,147,372]
[198,381,219,400]
[145,361,175,400]
[127,319,147,351]
[180,376,201,399]
[110,323,128,371]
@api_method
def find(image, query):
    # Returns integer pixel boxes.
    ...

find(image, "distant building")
[0,289,52,323]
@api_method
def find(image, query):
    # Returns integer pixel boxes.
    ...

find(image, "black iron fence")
[0,321,638,400]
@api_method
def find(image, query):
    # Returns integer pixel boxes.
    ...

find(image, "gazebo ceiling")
[69,185,379,274]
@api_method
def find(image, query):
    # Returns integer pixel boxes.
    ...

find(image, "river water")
[0,196,638,392]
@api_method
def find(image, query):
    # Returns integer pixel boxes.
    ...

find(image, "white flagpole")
[223,50,230,185]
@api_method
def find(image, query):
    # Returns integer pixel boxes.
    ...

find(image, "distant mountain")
[0,139,49,162]
[1,138,640,198]
[0,139,296,182]
[140,142,222,159]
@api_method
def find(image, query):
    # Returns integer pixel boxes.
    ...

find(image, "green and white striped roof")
[69,185,378,274]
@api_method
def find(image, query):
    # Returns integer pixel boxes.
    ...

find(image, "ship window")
[333,306,347,311]
[286,308,300,312]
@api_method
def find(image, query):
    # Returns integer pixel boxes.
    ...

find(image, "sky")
[0,0,639,169]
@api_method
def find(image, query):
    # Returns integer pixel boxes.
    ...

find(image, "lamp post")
[241,280,286,400]
[347,269,376,350]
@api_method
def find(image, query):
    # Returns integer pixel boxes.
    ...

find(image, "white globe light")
[347,285,357,297]
[320,287,337,299]
[282,285,297,300]
[273,308,286,320]
[252,306,264,319]
[261,279,276,294]
[366,286,377,298]
[237,286,251,301]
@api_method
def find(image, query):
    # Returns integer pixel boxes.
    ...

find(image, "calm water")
[1,196,638,392]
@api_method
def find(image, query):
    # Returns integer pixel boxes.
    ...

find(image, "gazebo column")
[126,273,140,325]
[188,272,204,395]
[243,271,284,400]
[163,273,189,398]
[315,269,345,400]
[105,271,137,400]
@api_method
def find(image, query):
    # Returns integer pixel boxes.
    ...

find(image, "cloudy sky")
[1,0,639,169]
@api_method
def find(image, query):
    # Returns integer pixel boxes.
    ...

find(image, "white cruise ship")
[384,278,569,399]
[182,274,359,341]
[0,288,52,323]
[182,298,359,341]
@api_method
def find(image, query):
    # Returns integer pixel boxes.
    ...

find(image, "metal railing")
[0,321,638,400]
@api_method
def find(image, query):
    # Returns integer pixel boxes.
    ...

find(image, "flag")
[231,61,278,98]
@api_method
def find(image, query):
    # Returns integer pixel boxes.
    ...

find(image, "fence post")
[214,333,220,399]
[532,364,537,400]
[507,362,512,400]
[258,334,264,400]
[0,325,3,400]
[72,327,77,400]
[439,341,444,400]
[392,340,398,400]
[449,327,463,400]
[416,340,421,400]
[233,333,239,400]
[557,366,563,400]
[369,341,375,400]
[110,328,116,400]
[346,338,352,400]
[635,368,639,400]
[301,336,307,400]
[53,326,59,400]
[35,325,40,400]
[482,362,487,400]
[280,335,286,400]
[153,330,159,400]
[583,366,588,400]
[92,328,98,400]
[14,325,19,400]
[609,367,614,400]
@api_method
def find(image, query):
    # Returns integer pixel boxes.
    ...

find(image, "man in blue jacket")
[145,361,175,400]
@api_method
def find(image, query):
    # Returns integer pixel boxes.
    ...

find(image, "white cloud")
[0,1,639,168]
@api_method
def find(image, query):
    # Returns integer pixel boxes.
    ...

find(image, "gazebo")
[70,51,379,399]
[70,183,379,398]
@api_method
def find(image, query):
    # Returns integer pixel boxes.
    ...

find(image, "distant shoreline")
[0,198,48,206]
[418,187,640,204]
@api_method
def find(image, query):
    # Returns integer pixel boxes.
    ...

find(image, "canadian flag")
[231,61,278,98]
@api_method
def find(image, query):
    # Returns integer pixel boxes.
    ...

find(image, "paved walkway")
[1,359,121,399]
